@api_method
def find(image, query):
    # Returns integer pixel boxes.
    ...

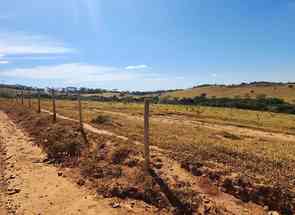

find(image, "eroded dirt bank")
[0,137,7,214]
[0,110,141,215]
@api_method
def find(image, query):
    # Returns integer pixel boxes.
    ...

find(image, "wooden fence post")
[28,90,32,108]
[21,90,24,105]
[78,90,83,130]
[52,89,56,122]
[15,92,18,104]
[37,90,41,113]
[144,99,150,173]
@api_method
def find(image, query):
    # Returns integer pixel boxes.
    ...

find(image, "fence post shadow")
[148,168,193,215]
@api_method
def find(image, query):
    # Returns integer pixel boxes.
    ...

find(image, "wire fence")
[1,87,152,172]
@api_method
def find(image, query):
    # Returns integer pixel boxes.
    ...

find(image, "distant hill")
[164,82,295,104]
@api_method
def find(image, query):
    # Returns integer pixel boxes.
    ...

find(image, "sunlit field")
[165,84,295,104]
[13,97,294,190]
[1,96,295,213]
[27,98,295,134]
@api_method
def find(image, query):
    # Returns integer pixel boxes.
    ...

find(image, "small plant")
[91,115,112,125]
[200,93,207,98]
[111,146,131,164]
[244,93,250,98]
[221,131,241,140]
[44,141,81,162]
[194,106,204,116]
[256,94,267,100]
[256,112,262,125]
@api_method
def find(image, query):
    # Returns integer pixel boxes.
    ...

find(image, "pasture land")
[2,97,295,214]
[165,84,295,103]
[28,99,295,183]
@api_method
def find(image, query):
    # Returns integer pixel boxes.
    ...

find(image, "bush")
[160,95,295,115]
[91,115,112,125]
[112,147,131,164]
[80,156,104,178]
[200,93,207,98]
[256,94,267,100]
[44,141,81,162]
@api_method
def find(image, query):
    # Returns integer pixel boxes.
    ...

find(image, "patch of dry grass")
[165,84,295,103]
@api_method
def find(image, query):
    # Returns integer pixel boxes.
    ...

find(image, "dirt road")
[0,110,133,215]
[99,109,295,142]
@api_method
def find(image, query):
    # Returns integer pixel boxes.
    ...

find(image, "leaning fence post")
[15,92,18,104]
[37,90,41,113]
[28,90,32,108]
[78,90,83,130]
[21,89,24,105]
[52,89,56,122]
[144,99,150,173]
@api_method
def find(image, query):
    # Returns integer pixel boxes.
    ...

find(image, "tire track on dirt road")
[42,107,295,143]
[99,109,295,142]
[0,110,132,215]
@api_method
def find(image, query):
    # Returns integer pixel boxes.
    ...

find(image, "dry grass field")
[27,99,295,179]
[165,84,295,103]
[2,97,295,214]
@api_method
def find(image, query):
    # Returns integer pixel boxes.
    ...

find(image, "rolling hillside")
[165,83,295,103]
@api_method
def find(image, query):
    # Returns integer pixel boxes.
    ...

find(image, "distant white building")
[65,87,78,93]
[44,87,52,94]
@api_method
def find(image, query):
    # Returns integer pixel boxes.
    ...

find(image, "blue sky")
[0,0,295,90]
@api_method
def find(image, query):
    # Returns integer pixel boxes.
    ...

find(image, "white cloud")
[0,63,159,85]
[125,64,148,70]
[211,73,217,77]
[0,62,188,90]
[0,32,74,57]
[7,55,67,60]
[0,61,9,64]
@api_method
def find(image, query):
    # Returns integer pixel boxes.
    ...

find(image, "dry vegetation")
[165,84,295,104]
[1,97,295,214]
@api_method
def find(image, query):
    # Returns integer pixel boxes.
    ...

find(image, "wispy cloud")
[0,63,159,86]
[0,54,9,64]
[6,55,68,60]
[0,61,9,64]
[125,64,148,70]
[0,32,74,57]
[211,73,217,77]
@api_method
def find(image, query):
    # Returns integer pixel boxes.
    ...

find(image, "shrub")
[44,141,81,162]
[112,147,131,164]
[80,156,104,178]
[221,131,241,140]
[91,115,112,125]
[244,93,250,98]
[256,94,267,100]
[200,93,207,98]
